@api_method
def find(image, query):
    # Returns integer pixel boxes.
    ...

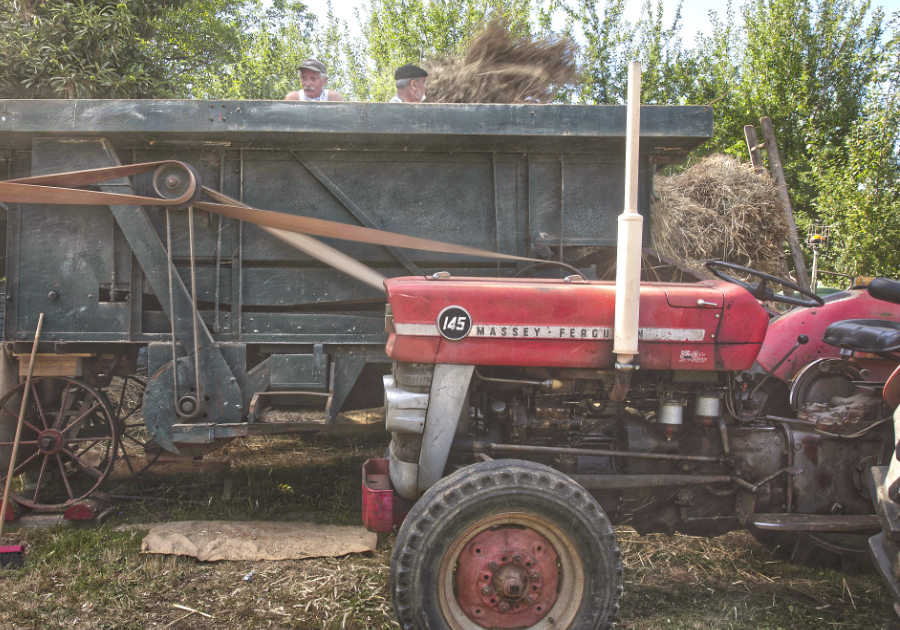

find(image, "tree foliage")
[1,0,173,98]
[816,19,900,277]
[186,1,316,99]
[0,0,289,99]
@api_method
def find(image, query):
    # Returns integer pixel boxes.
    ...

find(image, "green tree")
[737,0,885,217]
[563,0,631,104]
[186,1,317,99]
[817,20,900,277]
[356,0,537,101]
[0,0,262,99]
[1,0,169,98]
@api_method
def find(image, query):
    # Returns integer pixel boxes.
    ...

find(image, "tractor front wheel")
[390,459,622,630]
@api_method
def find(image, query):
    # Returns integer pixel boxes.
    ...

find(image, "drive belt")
[0,160,542,266]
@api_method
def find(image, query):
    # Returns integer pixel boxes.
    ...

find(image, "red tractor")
[363,264,900,629]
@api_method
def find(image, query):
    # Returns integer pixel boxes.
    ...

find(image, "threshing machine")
[0,99,711,510]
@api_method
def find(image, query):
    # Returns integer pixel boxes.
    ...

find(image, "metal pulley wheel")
[152,162,201,210]
[176,393,203,420]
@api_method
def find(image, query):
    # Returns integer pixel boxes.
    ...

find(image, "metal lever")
[750,334,809,399]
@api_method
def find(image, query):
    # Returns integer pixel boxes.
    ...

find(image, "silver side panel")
[417,363,475,494]
[383,374,428,434]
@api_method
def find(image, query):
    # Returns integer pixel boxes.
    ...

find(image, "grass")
[0,432,897,629]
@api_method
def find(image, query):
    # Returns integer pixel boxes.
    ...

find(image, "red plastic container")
[362,458,411,533]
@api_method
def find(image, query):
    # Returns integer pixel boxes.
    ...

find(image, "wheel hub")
[455,526,559,628]
[37,429,64,454]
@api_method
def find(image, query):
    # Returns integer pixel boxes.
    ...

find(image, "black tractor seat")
[869,277,900,305]
[823,319,900,355]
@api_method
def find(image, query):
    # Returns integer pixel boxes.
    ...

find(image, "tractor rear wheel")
[390,459,622,630]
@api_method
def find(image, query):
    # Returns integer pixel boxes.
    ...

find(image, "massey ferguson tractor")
[359,65,900,628]
[368,264,900,629]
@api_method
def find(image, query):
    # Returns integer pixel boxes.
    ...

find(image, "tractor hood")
[384,276,768,370]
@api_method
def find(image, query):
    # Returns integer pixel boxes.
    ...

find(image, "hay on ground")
[651,154,789,277]
[427,19,575,104]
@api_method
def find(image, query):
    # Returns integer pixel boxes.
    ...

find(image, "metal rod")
[214,149,224,333]
[473,367,556,388]
[492,152,500,275]
[457,440,724,464]
[718,416,731,456]
[235,149,244,342]
[558,154,565,262]
[750,336,807,398]
[569,473,733,490]
[187,206,203,404]
[0,313,43,537]
[165,211,179,409]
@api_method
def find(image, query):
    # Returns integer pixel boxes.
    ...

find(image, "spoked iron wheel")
[0,377,117,510]
[100,375,160,480]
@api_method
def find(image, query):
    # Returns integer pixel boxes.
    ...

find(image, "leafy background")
[1,0,898,277]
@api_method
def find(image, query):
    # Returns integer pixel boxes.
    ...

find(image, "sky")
[300,0,900,46]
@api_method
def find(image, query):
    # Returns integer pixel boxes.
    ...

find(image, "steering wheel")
[705,261,824,308]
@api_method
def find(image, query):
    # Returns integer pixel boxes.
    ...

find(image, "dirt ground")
[1,431,897,629]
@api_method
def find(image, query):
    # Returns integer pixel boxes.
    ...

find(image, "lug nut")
[498,601,510,613]
[512,553,523,564]
[481,585,492,596]
[487,561,498,571]
[524,595,534,605]
[530,571,540,581]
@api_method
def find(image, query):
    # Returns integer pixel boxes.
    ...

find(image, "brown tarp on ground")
[140,520,377,562]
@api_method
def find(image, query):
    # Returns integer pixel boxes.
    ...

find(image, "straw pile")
[651,154,789,276]
[426,19,575,104]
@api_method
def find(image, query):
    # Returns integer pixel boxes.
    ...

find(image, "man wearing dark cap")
[285,58,344,102]
[390,64,428,102]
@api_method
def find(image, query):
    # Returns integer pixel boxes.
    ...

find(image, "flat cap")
[394,64,428,80]
[299,58,327,74]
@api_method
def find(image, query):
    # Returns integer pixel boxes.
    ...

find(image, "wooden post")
[744,125,763,169]
[759,116,810,290]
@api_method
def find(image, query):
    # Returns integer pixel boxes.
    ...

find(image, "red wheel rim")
[455,525,559,627]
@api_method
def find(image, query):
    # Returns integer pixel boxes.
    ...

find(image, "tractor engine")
[382,275,893,538]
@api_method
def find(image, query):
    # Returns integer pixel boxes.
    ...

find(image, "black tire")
[390,459,622,629]
[750,529,871,572]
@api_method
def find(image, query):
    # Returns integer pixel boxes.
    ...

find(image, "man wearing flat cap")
[390,64,428,103]
[285,58,344,102]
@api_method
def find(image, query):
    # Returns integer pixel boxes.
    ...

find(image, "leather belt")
[0,160,541,267]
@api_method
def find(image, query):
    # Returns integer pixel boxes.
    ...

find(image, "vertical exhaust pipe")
[613,61,643,369]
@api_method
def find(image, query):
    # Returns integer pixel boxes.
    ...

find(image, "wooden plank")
[16,354,85,377]
[759,116,810,290]
[743,125,763,169]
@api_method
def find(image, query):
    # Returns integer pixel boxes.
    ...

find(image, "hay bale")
[427,19,575,104]
[651,154,789,277]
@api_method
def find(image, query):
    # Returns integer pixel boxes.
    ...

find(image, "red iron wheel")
[442,513,573,628]
[0,377,118,510]
[391,459,622,630]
